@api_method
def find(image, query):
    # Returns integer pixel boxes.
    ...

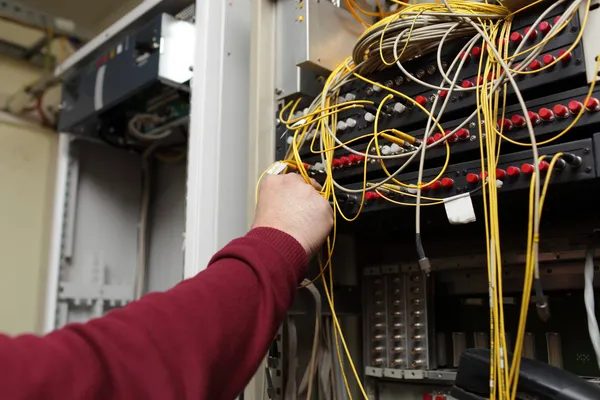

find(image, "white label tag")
[267,162,287,175]
[443,192,476,225]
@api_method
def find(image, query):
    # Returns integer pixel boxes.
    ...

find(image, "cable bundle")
[259,0,599,398]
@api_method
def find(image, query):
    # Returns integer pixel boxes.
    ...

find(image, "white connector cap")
[291,118,307,128]
[390,143,402,153]
[294,111,304,119]
[394,102,406,114]
[303,108,309,116]
[496,179,504,189]
[381,145,391,155]
[314,162,324,170]
[337,121,347,131]
[337,94,346,104]
[373,85,382,92]
[345,93,356,101]
[286,136,294,145]
[364,112,375,122]
[346,118,357,128]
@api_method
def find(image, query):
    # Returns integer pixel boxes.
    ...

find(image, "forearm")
[0,228,307,400]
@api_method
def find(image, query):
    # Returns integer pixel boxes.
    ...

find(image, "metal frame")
[43,133,72,333]
[183,0,252,278]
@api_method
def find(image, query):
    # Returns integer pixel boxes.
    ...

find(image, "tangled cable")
[258,0,599,398]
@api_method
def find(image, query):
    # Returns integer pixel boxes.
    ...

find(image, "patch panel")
[363,266,435,378]
[351,138,596,212]
[333,43,587,137]
[300,86,600,183]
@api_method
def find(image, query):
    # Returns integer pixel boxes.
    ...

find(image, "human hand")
[253,174,333,257]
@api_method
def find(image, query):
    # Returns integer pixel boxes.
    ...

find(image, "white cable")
[134,142,159,300]
[584,242,600,369]
[297,279,322,400]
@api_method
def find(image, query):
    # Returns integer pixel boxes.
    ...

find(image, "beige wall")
[0,55,57,335]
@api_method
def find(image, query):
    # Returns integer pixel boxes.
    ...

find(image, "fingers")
[309,178,322,191]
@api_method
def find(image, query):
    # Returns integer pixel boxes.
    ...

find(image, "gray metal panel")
[68,141,141,287]
[275,0,362,99]
[146,160,186,292]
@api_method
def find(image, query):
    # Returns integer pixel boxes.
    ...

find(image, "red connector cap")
[426,137,435,145]
[585,97,600,111]
[542,54,556,65]
[441,177,454,188]
[466,173,479,184]
[507,166,521,177]
[480,171,488,180]
[332,158,341,168]
[528,59,542,71]
[461,80,473,89]
[521,163,535,175]
[558,49,572,63]
[539,107,555,121]
[339,156,351,166]
[430,180,442,190]
[415,95,428,107]
[525,27,538,40]
[496,168,507,180]
[511,114,526,128]
[439,90,448,98]
[528,111,540,124]
[471,46,482,57]
[498,118,513,131]
[568,100,584,114]
[445,130,458,143]
[459,51,471,62]
[510,31,523,45]
[554,15,563,25]
[539,160,550,172]
[457,128,470,139]
[475,76,485,86]
[365,191,381,201]
[539,21,552,35]
[553,104,569,118]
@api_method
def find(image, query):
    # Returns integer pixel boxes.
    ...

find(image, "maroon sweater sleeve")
[0,227,307,400]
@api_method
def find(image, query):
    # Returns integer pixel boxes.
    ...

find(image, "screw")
[451,97,457,102]
[576,59,581,65]
[586,166,592,173]
[275,88,283,95]
[584,148,590,154]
